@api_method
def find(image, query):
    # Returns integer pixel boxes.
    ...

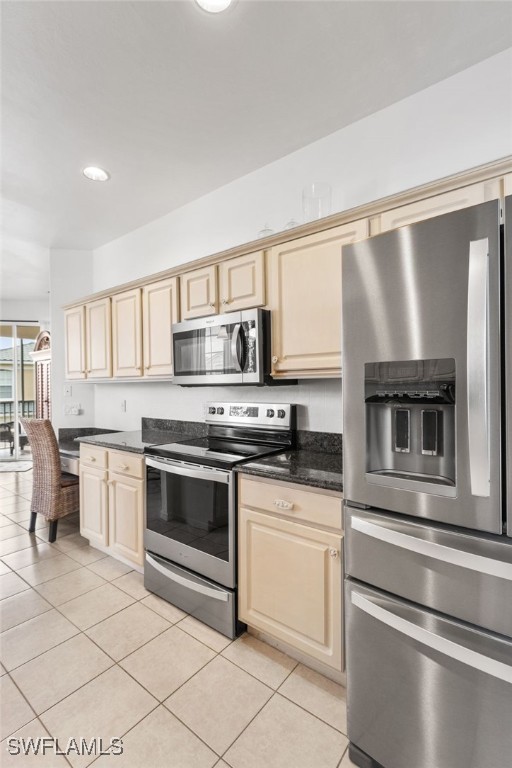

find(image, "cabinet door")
[378,179,501,234]
[85,298,112,378]
[64,306,86,380]
[112,289,143,377]
[218,251,265,312]
[180,265,217,320]
[80,465,108,547]
[142,277,179,377]
[239,506,343,670]
[268,220,368,378]
[108,473,144,567]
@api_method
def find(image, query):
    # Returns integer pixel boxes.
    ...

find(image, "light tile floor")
[0,470,358,768]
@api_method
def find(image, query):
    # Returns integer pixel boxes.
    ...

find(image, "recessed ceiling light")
[83,166,110,182]
[194,0,235,13]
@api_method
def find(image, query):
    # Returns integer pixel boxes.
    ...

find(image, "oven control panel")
[205,402,294,429]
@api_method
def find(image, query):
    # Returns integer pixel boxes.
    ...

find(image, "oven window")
[173,323,240,376]
[146,467,230,561]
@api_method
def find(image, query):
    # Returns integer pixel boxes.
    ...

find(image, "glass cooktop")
[146,437,282,469]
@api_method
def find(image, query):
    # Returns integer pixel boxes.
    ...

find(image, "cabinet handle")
[221,299,228,305]
[272,356,278,364]
[88,456,96,462]
[273,498,294,511]
[329,548,339,559]
[117,464,129,471]
[209,302,215,308]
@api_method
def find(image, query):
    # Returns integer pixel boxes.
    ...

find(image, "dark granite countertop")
[237,449,343,493]
[59,440,81,458]
[75,429,195,454]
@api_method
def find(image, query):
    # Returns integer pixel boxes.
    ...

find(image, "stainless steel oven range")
[144,402,295,638]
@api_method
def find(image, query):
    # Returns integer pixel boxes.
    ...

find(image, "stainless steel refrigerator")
[342,197,512,768]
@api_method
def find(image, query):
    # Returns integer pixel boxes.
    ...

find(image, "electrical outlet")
[64,403,82,416]
[63,384,72,397]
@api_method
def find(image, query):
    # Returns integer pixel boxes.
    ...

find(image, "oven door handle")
[145,457,230,484]
[145,554,229,602]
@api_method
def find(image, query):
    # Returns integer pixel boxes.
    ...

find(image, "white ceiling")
[1,0,511,301]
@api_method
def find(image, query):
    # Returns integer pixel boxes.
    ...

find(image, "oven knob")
[266,409,275,418]
[217,407,224,415]
[208,407,216,414]
[277,409,286,418]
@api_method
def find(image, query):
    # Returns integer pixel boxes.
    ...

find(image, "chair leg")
[28,511,37,533]
[48,520,58,543]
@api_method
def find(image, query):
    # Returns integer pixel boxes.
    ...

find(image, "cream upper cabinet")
[218,251,265,312]
[503,173,512,196]
[142,277,179,377]
[268,219,369,378]
[180,265,217,320]
[377,179,502,235]
[112,288,143,378]
[64,306,86,380]
[238,476,343,672]
[85,298,112,378]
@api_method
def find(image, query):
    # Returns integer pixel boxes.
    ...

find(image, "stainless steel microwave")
[172,308,271,386]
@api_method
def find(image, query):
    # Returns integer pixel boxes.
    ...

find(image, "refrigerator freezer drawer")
[346,581,512,768]
[345,506,512,637]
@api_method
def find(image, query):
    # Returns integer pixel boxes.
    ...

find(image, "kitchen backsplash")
[93,378,343,434]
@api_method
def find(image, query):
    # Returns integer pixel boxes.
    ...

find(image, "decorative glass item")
[302,182,332,222]
[257,224,274,238]
[284,219,300,230]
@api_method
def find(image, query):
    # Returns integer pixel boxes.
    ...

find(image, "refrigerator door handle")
[351,591,512,684]
[350,515,512,581]
[467,238,490,497]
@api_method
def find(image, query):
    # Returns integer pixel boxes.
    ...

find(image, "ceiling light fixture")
[194,0,235,13]
[83,166,110,182]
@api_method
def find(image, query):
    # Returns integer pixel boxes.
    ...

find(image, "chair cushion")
[60,472,79,487]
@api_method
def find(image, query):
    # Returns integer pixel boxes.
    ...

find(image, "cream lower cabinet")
[267,220,368,378]
[238,476,343,671]
[80,446,145,568]
[108,472,144,567]
[80,464,108,547]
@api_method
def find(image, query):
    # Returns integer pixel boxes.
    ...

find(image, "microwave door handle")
[230,323,243,372]
[467,238,490,497]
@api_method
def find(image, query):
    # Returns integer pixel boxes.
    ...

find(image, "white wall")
[79,50,511,433]
[0,298,50,328]
[50,250,95,431]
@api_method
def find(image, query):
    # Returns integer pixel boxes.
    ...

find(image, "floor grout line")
[2,488,349,766]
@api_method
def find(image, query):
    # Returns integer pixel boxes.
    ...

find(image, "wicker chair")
[20,418,79,543]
